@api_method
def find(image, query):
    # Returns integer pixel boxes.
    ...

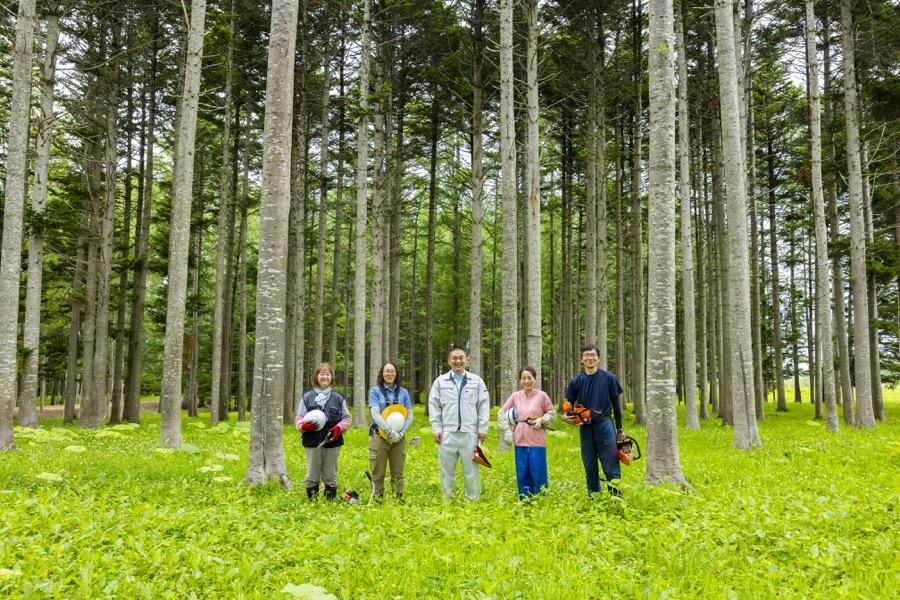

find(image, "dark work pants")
[579,418,620,494]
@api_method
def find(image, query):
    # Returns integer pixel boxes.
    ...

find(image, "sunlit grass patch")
[1,394,898,597]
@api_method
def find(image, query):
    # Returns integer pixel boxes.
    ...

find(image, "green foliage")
[1,395,898,597]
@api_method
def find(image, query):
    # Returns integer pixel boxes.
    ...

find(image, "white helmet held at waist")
[303,409,327,431]
[504,407,519,428]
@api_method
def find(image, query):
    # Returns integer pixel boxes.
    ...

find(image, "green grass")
[1,392,899,599]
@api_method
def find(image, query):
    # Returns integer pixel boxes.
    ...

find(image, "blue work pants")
[514,445,548,498]
[578,418,620,494]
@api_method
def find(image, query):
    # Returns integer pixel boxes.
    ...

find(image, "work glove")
[388,430,402,444]
[529,417,542,430]
[300,420,318,432]
[329,425,342,441]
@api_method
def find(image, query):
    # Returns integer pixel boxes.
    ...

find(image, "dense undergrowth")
[1,391,898,599]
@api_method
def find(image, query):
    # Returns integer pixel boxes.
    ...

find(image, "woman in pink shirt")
[498,366,556,498]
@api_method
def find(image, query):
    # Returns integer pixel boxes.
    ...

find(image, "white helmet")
[385,411,405,432]
[504,408,519,427]
[303,409,327,431]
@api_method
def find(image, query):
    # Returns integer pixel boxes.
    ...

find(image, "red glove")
[329,425,342,440]
[300,421,317,432]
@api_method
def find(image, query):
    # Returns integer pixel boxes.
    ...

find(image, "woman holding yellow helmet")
[368,361,413,500]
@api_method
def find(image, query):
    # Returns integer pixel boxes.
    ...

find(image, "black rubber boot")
[607,485,622,498]
[324,485,338,501]
[306,485,319,500]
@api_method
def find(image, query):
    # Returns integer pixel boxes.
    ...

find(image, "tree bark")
[237,107,252,421]
[524,0,541,379]
[468,0,485,376]
[630,0,646,424]
[210,0,236,423]
[645,0,688,486]
[159,0,207,447]
[17,6,60,428]
[125,2,159,424]
[245,0,301,487]
[766,134,787,412]
[313,38,332,368]
[840,0,874,427]
[499,0,519,403]
[352,0,372,428]
[713,0,760,449]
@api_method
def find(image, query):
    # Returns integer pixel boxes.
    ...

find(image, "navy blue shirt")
[564,369,624,430]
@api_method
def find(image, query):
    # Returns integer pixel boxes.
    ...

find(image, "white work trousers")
[438,431,480,500]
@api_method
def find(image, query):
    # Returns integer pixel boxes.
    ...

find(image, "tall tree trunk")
[822,21,853,423]
[245,0,301,487]
[424,95,439,399]
[713,0,760,449]
[861,141,883,421]
[524,0,541,379]
[87,18,121,427]
[111,23,135,425]
[695,137,710,419]
[499,0,519,402]
[469,0,485,377]
[64,216,88,424]
[210,0,236,423]
[17,6,59,428]
[711,97,732,424]
[584,17,599,349]
[237,107,252,421]
[352,0,372,428]
[675,2,698,430]
[615,117,628,405]
[125,2,159,424]
[187,159,206,417]
[159,0,207,447]
[630,0,646,424]
[0,0,35,447]
[646,0,688,486]
[313,39,332,368]
[766,136,787,412]
[329,27,347,370]
[595,20,609,370]
[369,51,387,384]
[285,0,308,423]
[789,233,802,403]
[840,0,874,427]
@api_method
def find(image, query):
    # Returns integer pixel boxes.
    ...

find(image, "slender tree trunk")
[369,52,387,384]
[469,0,485,377]
[285,1,308,423]
[789,234,801,403]
[0,0,36,448]
[615,117,628,405]
[111,25,135,425]
[313,40,332,368]
[840,0,874,427]
[500,0,519,402]
[352,0,372,428]
[237,107,251,421]
[424,95,439,397]
[585,17,599,349]
[630,0,646,424]
[713,0,760,449]
[524,0,541,379]
[159,0,207,447]
[17,7,60,428]
[245,0,301,487]
[646,0,688,486]
[64,217,88,424]
[695,143,710,419]
[125,3,159,424]
[823,32,853,423]
[329,28,347,370]
[675,3,698,430]
[861,141,883,421]
[187,160,205,417]
[766,136,788,412]
[210,0,236,423]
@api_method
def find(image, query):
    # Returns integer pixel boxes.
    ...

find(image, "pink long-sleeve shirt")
[500,389,554,448]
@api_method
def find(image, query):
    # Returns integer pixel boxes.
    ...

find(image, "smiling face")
[519,369,536,392]
[447,349,468,375]
[381,363,397,385]
[316,368,333,388]
[580,349,599,373]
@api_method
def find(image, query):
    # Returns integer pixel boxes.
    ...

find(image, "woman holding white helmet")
[498,366,555,499]
[368,361,413,500]
[296,363,352,500]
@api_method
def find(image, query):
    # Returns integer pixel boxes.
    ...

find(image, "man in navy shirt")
[563,344,626,496]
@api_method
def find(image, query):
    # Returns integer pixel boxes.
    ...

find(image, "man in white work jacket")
[428,346,491,500]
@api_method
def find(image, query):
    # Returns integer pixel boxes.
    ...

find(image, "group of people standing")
[294,344,627,502]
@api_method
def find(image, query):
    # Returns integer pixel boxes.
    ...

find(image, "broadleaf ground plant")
[1,392,897,597]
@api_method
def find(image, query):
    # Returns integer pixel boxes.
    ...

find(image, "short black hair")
[376,361,402,387]
[447,345,467,358]
[580,344,600,356]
